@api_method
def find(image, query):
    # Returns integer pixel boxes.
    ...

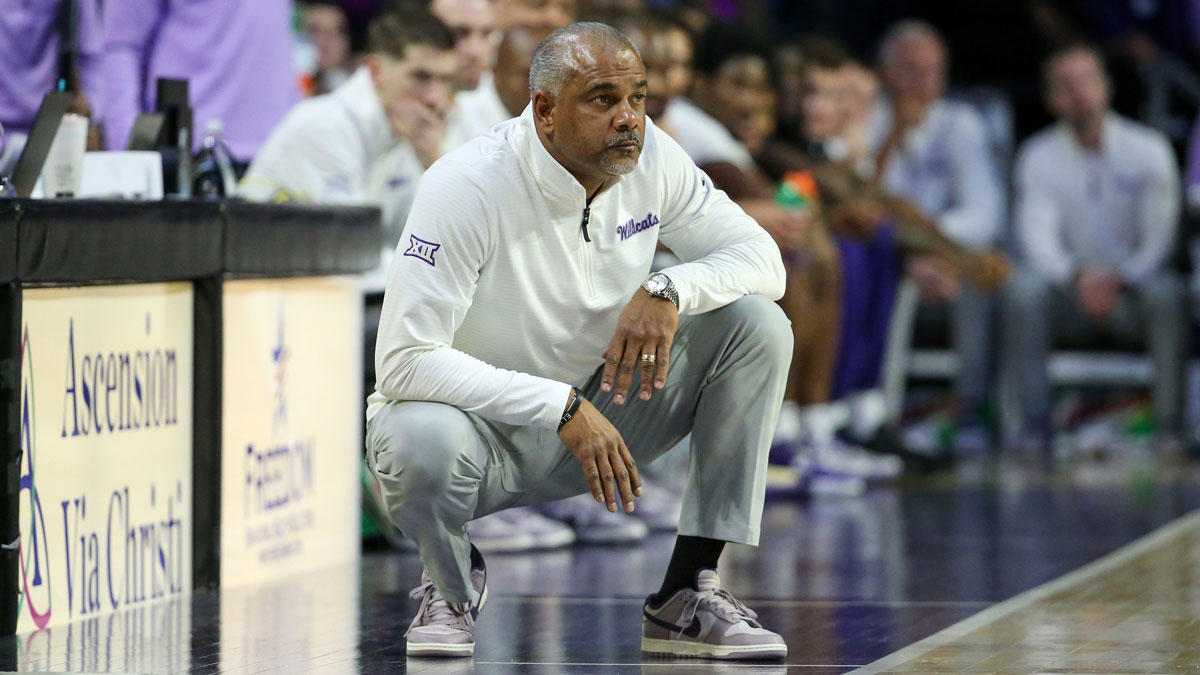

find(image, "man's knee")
[369,401,481,496]
[718,295,793,365]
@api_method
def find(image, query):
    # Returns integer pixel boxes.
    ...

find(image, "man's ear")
[533,90,556,135]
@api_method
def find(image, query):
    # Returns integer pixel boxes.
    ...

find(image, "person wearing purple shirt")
[0,0,104,170]
[100,0,299,162]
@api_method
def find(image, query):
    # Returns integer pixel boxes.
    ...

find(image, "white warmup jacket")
[367,106,786,429]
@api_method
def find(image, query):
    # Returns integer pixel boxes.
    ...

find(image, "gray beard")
[600,155,638,175]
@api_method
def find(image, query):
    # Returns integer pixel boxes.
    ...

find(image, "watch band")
[559,388,583,430]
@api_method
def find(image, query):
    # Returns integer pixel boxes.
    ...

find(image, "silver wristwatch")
[641,272,679,308]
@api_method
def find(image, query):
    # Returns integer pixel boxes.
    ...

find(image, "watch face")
[646,276,666,294]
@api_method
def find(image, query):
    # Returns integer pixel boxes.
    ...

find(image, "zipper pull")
[581,206,592,242]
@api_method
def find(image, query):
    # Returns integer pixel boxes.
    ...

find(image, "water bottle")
[192,119,237,198]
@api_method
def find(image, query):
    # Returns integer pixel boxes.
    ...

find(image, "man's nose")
[423,82,450,109]
[613,98,638,129]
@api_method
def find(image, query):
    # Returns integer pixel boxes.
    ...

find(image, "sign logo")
[404,235,441,267]
[19,327,54,630]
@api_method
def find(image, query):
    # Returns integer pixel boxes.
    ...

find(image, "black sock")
[653,535,726,602]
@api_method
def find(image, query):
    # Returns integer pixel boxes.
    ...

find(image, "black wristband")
[559,388,583,431]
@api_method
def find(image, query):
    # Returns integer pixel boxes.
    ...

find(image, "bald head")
[495,24,554,116]
[529,22,640,99]
[878,19,947,107]
[878,19,946,66]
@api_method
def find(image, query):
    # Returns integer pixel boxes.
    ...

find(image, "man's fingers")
[595,453,618,511]
[613,339,639,405]
[638,346,656,401]
[619,443,642,497]
[653,343,671,390]
[612,448,636,512]
[584,458,605,504]
[601,338,623,393]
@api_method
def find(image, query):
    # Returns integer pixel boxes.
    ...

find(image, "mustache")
[608,131,642,147]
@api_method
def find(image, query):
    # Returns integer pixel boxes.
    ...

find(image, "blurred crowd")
[4,0,1200,551]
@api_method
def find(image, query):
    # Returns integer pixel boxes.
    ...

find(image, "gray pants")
[1001,270,1187,435]
[952,286,994,414]
[365,295,792,603]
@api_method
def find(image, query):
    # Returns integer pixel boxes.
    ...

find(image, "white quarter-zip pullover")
[367,107,786,429]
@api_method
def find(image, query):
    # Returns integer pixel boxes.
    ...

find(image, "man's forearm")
[376,344,575,430]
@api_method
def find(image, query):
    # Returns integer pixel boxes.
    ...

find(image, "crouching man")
[367,22,791,660]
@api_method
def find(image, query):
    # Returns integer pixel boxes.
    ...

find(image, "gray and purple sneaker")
[405,547,488,657]
[642,569,787,660]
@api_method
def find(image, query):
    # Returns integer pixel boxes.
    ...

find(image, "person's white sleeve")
[1014,143,1072,283]
[938,110,1004,249]
[239,109,369,204]
[1120,135,1181,283]
[653,129,786,314]
[374,165,572,430]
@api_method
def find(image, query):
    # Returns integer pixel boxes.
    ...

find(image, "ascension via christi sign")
[18,284,193,633]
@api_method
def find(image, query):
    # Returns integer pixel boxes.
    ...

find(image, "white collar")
[510,105,627,205]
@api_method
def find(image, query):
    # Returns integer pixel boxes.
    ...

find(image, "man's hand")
[1075,269,1122,319]
[386,99,448,168]
[741,199,810,252]
[602,288,679,405]
[907,254,960,302]
[558,396,641,512]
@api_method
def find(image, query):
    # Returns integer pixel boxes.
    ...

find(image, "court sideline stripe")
[848,509,1200,674]
[476,662,860,668]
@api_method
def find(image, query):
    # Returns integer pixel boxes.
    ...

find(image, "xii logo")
[403,235,441,267]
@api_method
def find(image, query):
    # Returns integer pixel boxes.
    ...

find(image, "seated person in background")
[299,0,354,96]
[371,0,499,238]
[434,0,504,149]
[870,20,1005,453]
[667,24,903,486]
[663,25,809,254]
[241,5,455,246]
[1004,43,1185,455]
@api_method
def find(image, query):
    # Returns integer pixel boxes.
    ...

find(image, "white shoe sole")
[405,580,489,658]
[641,636,788,660]
[405,641,474,657]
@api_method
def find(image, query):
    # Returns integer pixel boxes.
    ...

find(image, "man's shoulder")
[1110,114,1172,157]
[265,94,357,147]
[1017,124,1067,161]
[934,99,991,138]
